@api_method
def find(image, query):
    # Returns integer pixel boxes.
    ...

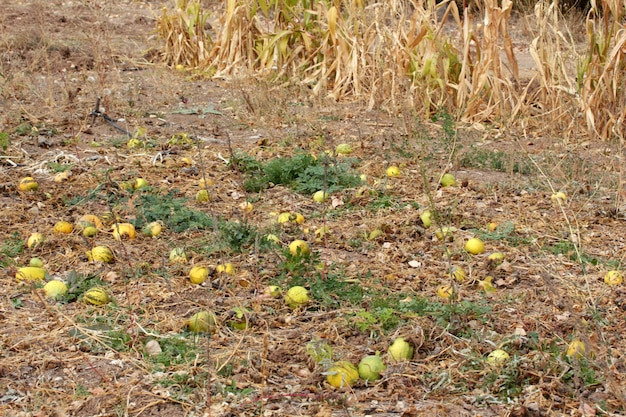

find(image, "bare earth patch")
[1,1,625,417]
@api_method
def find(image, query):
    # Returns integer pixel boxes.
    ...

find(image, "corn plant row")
[157,0,626,141]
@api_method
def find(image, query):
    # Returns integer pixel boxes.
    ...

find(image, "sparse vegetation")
[0,232,24,267]
[1,0,625,416]
[234,151,362,194]
[134,191,214,232]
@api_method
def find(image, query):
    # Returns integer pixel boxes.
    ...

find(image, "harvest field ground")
[1,0,625,416]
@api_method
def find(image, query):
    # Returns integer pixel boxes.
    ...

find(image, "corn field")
[157,0,626,141]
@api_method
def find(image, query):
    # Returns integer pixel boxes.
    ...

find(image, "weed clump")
[135,191,214,232]
[233,151,362,194]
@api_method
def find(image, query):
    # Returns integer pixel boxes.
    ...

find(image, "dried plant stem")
[158,0,625,141]
[519,134,596,312]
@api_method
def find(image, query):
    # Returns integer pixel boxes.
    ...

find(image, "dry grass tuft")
[578,0,626,140]
[156,0,213,69]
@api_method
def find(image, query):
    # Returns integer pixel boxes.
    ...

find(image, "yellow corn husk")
[327,6,338,39]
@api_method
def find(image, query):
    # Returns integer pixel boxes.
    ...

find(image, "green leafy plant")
[74,384,90,398]
[14,122,32,136]
[135,191,214,232]
[273,246,319,282]
[217,220,259,253]
[64,178,131,207]
[191,220,274,255]
[432,110,457,145]
[213,359,255,396]
[351,307,399,336]
[167,132,195,147]
[293,156,362,194]
[70,308,136,354]
[156,371,205,402]
[231,152,265,173]
[243,176,269,193]
[47,161,74,173]
[307,272,365,308]
[475,221,530,247]
[64,270,106,303]
[563,357,603,388]
[0,231,24,267]
[275,262,364,309]
[366,193,405,212]
[352,293,423,335]
[222,380,255,397]
[545,241,604,266]
[424,300,492,331]
[481,356,529,399]
[459,147,533,174]
[234,151,361,194]
[0,132,9,150]
[390,137,417,158]
[99,330,132,352]
[149,336,201,368]
[264,153,317,187]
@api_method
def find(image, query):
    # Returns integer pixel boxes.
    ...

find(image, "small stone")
[145,340,162,356]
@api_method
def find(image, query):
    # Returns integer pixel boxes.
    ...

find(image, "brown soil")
[1,1,625,417]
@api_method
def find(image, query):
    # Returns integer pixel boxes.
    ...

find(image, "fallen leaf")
[89,387,106,396]
[478,276,497,293]
[555,312,571,321]
[104,271,119,283]
[578,402,596,416]
[514,326,527,336]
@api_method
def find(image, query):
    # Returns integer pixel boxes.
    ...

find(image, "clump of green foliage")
[47,161,74,173]
[233,151,362,194]
[345,291,494,338]
[0,231,24,267]
[64,270,106,303]
[135,191,274,253]
[0,132,9,150]
[217,220,260,253]
[273,252,365,309]
[149,336,202,368]
[475,221,530,247]
[459,146,533,174]
[135,191,214,232]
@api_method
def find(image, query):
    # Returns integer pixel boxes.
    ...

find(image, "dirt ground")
[1,1,625,416]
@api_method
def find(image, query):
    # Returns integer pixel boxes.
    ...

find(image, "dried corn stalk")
[157,0,212,68]
[156,0,626,141]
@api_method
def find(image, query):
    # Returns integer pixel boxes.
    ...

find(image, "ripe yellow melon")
[19,177,38,191]
[53,221,73,234]
[26,233,44,248]
[16,266,46,282]
[44,281,68,298]
[91,246,114,263]
[112,223,136,240]
[288,240,310,256]
[464,238,485,255]
[83,288,110,306]
[285,286,310,309]
[326,361,359,388]
[189,265,210,284]
[187,311,217,333]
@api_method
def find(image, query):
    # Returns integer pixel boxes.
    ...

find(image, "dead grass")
[1,1,626,416]
[156,0,625,142]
